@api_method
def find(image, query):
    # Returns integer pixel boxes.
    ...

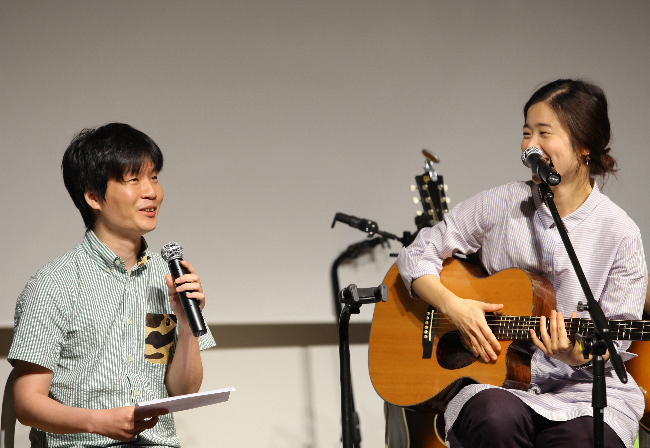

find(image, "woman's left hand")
[530,310,587,366]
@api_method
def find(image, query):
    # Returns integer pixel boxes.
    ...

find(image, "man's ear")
[84,190,103,211]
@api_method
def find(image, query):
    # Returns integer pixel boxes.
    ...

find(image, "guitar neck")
[489,315,650,342]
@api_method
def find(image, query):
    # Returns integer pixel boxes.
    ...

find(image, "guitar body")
[369,258,555,408]
[386,403,446,448]
[625,341,650,430]
[403,410,446,448]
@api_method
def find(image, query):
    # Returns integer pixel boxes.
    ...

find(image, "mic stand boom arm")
[538,182,626,448]
[331,212,414,246]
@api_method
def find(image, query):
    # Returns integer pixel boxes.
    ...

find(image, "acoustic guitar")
[627,340,650,430]
[383,152,451,448]
[385,404,446,448]
[369,258,650,411]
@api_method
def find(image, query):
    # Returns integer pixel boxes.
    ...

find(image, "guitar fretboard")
[486,315,650,341]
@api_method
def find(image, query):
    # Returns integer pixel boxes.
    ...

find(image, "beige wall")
[3,0,650,326]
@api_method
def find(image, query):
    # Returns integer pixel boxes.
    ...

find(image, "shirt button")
[134,390,140,396]
[128,318,133,325]
[105,267,111,273]
[114,259,121,266]
[547,266,552,272]
[126,282,130,289]
[129,355,134,362]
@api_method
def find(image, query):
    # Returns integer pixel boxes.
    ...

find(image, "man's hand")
[88,406,167,442]
[164,259,205,396]
[165,259,205,332]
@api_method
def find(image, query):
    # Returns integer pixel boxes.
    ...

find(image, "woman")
[396,79,646,448]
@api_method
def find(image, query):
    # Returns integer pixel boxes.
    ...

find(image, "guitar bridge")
[422,306,436,359]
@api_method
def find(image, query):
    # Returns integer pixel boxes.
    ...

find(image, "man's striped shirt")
[9,230,216,447]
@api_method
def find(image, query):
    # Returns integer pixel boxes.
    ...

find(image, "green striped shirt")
[9,230,216,447]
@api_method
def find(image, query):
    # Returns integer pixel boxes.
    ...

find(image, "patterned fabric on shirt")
[9,230,216,448]
[397,180,647,448]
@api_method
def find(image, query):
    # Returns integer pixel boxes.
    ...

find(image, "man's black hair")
[62,122,164,229]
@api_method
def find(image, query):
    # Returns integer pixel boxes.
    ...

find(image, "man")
[9,123,216,447]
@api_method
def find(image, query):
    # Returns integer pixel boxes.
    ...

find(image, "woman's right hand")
[411,274,503,363]
[444,297,504,363]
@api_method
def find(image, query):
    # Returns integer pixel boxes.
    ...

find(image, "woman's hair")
[62,122,164,229]
[524,79,617,178]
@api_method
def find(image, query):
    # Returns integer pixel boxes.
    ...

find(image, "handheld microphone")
[161,242,207,337]
[521,146,561,186]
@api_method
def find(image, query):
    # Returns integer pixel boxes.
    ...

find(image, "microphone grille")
[161,242,183,262]
[521,146,544,168]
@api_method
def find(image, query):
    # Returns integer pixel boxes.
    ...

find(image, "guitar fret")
[488,316,650,342]
[521,316,531,339]
[618,321,630,340]
[630,320,648,341]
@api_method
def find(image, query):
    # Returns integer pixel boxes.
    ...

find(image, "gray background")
[2,1,649,324]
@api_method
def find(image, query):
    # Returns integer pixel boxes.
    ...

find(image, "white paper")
[134,387,235,414]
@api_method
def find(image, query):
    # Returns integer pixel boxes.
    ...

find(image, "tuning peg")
[415,210,422,216]
[445,197,451,204]
[412,197,420,204]
[410,184,417,192]
[444,184,448,192]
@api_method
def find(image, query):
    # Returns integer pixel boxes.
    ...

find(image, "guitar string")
[426,316,648,327]
[423,316,648,340]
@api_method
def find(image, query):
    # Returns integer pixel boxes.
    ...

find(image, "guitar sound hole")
[436,330,477,370]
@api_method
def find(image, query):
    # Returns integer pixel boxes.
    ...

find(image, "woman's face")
[522,101,589,186]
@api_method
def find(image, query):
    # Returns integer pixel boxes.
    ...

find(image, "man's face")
[90,160,164,242]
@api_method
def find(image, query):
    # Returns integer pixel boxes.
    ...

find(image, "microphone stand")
[330,237,387,448]
[330,212,421,447]
[338,284,387,448]
[538,182,627,448]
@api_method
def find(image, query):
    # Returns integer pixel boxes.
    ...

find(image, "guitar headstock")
[413,149,450,229]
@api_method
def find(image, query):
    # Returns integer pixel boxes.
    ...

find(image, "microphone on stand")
[161,242,207,337]
[331,213,379,236]
[521,146,561,186]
